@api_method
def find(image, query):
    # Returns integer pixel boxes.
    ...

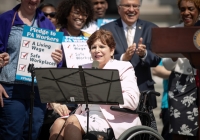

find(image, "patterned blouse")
[195,70,200,88]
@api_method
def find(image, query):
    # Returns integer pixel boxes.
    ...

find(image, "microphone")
[92,60,99,69]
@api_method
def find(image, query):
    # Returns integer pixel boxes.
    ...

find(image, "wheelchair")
[82,90,164,140]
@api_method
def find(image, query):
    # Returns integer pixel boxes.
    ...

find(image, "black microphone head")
[92,60,99,69]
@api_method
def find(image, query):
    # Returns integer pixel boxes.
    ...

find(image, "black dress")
[168,71,198,136]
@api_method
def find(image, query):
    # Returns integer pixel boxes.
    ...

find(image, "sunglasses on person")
[43,12,56,18]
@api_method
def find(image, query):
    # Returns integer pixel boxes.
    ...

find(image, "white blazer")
[79,59,141,138]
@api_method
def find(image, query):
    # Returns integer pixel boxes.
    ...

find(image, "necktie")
[126,26,132,47]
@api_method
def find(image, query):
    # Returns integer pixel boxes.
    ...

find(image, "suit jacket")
[78,60,141,139]
[101,18,161,108]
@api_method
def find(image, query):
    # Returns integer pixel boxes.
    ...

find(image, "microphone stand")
[27,64,35,140]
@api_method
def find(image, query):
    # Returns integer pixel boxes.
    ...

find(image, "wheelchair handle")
[110,106,137,114]
[110,90,160,115]
[140,90,160,96]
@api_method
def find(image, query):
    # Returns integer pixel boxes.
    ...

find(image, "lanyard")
[11,11,36,27]
[11,11,17,26]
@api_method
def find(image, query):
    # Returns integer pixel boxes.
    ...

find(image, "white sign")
[62,36,92,68]
[15,25,63,83]
[97,18,115,27]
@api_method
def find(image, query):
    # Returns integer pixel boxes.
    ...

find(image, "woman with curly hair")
[55,0,93,69]
[163,0,200,140]
[56,0,93,37]
[47,0,95,138]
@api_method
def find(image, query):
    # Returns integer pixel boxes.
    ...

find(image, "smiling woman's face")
[180,0,199,27]
[66,6,88,31]
[90,39,114,69]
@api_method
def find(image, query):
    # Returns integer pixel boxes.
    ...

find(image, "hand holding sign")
[51,48,63,64]
[62,36,92,68]
[16,25,64,83]
[0,53,9,67]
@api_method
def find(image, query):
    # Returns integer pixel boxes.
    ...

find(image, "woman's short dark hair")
[87,29,116,50]
[38,3,56,10]
[56,0,94,28]
[177,0,200,10]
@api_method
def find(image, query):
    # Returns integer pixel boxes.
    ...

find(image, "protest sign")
[16,25,63,83]
[97,18,115,27]
[62,36,92,68]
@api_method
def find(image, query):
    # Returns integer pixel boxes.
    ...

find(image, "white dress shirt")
[120,20,147,61]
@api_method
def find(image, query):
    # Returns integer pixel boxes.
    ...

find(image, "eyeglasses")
[119,4,140,10]
[71,11,88,19]
[43,12,56,18]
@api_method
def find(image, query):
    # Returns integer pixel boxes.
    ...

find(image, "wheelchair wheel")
[118,126,164,140]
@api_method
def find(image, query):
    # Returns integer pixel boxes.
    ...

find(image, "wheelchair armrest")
[140,90,160,96]
[110,106,137,114]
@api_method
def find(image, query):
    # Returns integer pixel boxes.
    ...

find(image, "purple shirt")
[0,4,55,52]
[0,4,63,68]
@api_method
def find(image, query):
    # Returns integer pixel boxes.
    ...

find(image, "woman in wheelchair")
[49,29,141,140]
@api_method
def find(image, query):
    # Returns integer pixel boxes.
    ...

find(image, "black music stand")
[27,63,35,140]
[35,66,124,135]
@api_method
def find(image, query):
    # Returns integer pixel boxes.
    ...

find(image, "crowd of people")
[0,0,199,140]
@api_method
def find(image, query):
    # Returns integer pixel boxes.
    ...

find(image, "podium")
[151,27,200,139]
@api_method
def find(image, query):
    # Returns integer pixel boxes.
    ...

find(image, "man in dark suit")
[101,0,161,108]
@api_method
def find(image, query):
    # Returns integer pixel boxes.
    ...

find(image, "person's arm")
[0,52,9,67]
[162,58,177,71]
[119,63,140,110]
[0,15,10,107]
[50,103,70,117]
[135,23,161,67]
[152,65,171,79]
[51,48,63,64]
[0,52,9,107]
[0,84,9,107]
